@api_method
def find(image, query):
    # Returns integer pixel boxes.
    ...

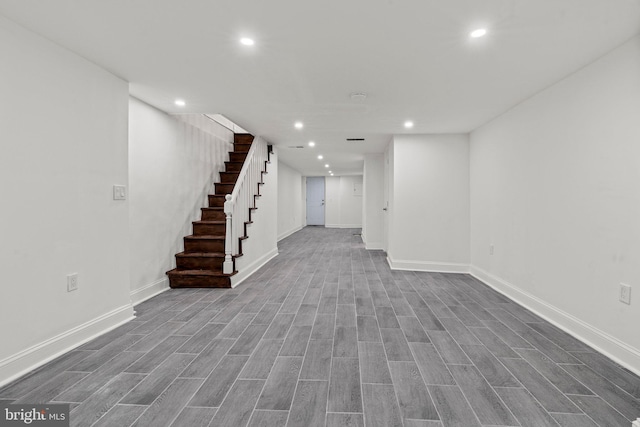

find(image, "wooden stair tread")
[167,268,236,277]
[176,251,226,258]
[185,235,225,240]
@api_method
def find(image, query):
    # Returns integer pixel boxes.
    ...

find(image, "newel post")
[223,194,233,274]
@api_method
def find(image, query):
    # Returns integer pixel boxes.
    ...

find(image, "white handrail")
[223,136,269,274]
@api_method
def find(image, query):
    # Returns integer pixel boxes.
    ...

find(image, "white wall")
[470,36,640,374]
[325,177,340,226]
[363,154,385,249]
[388,134,470,272]
[325,176,363,228]
[277,160,304,240]
[384,142,395,253]
[233,146,279,286]
[0,16,132,386]
[128,99,233,302]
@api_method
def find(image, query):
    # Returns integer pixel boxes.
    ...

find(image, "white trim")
[231,248,279,288]
[130,277,170,306]
[0,303,134,388]
[470,265,640,377]
[362,232,383,250]
[325,224,362,229]
[363,233,384,250]
[277,225,303,242]
[387,256,470,273]
[365,243,384,250]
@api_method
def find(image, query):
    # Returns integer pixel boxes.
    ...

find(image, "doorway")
[306,177,325,226]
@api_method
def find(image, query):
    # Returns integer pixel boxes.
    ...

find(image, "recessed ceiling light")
[330,173,334,176]
[404,121,414,128]
[294,122,303,129]
[240,37,255,46]
[470,28,487,38]
[308,141,315,147]
[174,99,186,107]
[325,164,329,168]
[317,155,323,160]
[350,92,367,101]
[328,170,332,174]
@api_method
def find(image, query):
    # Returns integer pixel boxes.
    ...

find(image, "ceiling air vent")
[346,138,365,142]
[287,146,304,148]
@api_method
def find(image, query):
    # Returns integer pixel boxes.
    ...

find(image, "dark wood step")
[184,235,225,253]
[201,207,225,221]
[208,194,226,207]
[175,252,229,271]
[220,171,240,183]
[234,142,252,153]
[192,220,225,236]
[215,182,234,194]
[229,152,248,163]
[225,161,244,172]
[234,133,254,144]
[167,269,235,288]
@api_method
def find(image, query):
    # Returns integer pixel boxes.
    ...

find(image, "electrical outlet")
[67,273,78,292]
[619,283,631,305]
[489,245,494,255]
[113,185,126,200]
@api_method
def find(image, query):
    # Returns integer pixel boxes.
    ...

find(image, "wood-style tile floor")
[1,227,639,426]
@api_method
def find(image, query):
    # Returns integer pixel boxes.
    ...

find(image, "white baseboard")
[231,248,279,288]
[361,232,382,250]
[0,303,134,388]
[277,225,303,242]
[387,256,470,274]
[130,277,170,306]
[365,241,384,250]
[470,265,640,376]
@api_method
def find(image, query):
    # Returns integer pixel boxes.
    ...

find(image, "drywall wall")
[277,160,304,240]
[470,36,640,373]
[128,100,233,302]
[233,145,279,286]
[0,16,132,386]
[387,134,470,272]
[325,177,339,226]
[363,154,385,249]
[383,142,394,253]
[325,176,363,228]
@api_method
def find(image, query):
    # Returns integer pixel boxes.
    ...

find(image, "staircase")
[166,133,264,288]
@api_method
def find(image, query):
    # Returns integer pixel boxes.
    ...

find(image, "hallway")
[1,227,639,426]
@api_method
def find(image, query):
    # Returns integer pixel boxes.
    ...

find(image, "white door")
[306,177,325,225]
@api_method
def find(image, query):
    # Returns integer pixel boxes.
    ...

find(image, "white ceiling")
[1,0,639,176]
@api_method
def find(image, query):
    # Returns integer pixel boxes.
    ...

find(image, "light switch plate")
[113,185,126,200]
[620,283,631,305]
